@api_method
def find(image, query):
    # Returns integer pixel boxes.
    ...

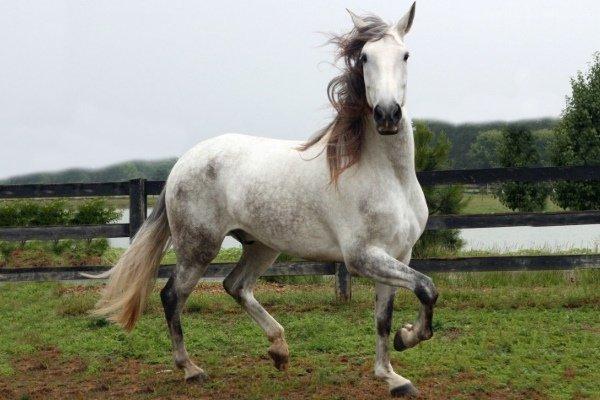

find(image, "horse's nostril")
[374,105,386,124]
[391,104,402,123]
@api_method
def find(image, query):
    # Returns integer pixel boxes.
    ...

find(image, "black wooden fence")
[1,166,599,301]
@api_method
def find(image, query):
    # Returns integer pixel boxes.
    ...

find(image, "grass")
[0,270,598,399]
[463,192,563,214]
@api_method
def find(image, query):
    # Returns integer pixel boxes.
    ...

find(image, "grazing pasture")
[1,270,598,399]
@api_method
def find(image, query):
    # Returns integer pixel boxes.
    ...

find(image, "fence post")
[334,262,352,302]
[129,178,147,242]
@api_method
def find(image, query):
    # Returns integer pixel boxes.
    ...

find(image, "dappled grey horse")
[88,2,437,397]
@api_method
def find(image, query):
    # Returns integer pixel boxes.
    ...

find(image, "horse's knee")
[414,274,438,306]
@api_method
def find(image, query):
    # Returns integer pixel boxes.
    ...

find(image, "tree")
[467,130,502,168]
[420,118,557,169]
[552,53,600,210]
[412,122,467,257]
[533,129,555,166]
[494,125,550,211]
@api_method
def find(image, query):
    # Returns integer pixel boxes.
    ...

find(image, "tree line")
[0,120,558,185]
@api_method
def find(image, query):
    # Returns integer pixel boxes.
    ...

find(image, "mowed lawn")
[0,270,598,400]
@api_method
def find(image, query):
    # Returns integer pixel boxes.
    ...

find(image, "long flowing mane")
[299,15,390,183]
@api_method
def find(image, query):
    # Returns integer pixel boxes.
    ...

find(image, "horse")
[89,2,437,397]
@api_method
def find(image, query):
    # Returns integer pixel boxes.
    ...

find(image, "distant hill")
[1,118,559,184]
[1,158,178,185]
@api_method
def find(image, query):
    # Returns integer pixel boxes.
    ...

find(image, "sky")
[1,0,599,178]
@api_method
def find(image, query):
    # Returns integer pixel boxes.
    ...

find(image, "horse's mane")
[299,14,390,183]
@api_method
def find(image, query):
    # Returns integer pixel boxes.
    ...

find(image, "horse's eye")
[360,53,368,63]
[404,52,410,61]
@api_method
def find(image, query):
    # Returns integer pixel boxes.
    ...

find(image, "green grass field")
[0,270,598,399]
[462,192,563,214]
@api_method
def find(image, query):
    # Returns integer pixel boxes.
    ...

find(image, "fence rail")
[416,165,600,185]
[2,255,599,284]
[1,166,599,299]
[2,211,599,242]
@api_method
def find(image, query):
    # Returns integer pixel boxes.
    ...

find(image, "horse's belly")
[235,196,342,261]
[239,212,343,261]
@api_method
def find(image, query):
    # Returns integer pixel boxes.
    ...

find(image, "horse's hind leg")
[160,260,210,382]
[222,242,289,370]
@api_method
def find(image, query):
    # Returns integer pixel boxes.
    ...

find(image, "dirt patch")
[441,327,462,340]
[0,349,550,400]
[54,284,103,296]
[580,323,600,334]
[47,281,304,297]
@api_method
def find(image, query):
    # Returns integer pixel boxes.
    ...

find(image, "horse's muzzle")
[374,102,401,135]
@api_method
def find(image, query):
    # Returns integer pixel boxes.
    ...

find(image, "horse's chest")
[358,187,427,257]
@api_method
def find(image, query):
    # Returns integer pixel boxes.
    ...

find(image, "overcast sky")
[1,0,599,178]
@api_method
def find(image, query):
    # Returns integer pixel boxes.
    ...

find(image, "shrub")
[0,199,121,267]
[71,199,120,225]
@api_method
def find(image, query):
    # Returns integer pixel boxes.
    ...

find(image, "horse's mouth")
[377,127,399,135]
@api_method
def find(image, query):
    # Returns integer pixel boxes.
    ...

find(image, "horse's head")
[299,3,417,182]
[348,3,415,135]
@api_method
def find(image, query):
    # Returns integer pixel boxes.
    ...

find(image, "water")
[111,209,600,251]
[460,224,600,251]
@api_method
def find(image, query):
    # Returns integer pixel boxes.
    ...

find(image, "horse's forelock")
[300,14,390,184]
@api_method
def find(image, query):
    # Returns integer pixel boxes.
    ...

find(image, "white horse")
[91,2,437,397]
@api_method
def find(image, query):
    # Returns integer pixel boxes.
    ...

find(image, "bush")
[71,199,120,225]
[0,199,121,228]
[0,199,121,267]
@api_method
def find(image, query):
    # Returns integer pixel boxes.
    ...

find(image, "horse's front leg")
[374,282,419,397]
[346,246,438,396]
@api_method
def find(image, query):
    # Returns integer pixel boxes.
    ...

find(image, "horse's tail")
[87,189,171,331]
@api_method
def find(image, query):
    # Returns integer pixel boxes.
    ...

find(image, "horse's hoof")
[390,382,419,398]
[268,348,289,371]
[268,339,290,371]
[185,371,208,384]
[393,330,408,351]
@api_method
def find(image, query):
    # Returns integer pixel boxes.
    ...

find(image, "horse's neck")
[362,118,416,181]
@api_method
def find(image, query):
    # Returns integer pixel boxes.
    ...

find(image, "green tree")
[467,130,502,168]
[552,53,600,210]
[412,122,467,257]
[533,129,555,166]
[495,125,550,211]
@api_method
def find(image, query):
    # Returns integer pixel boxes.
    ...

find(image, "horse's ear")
[346,9,368,30]
[396,2,416,36]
